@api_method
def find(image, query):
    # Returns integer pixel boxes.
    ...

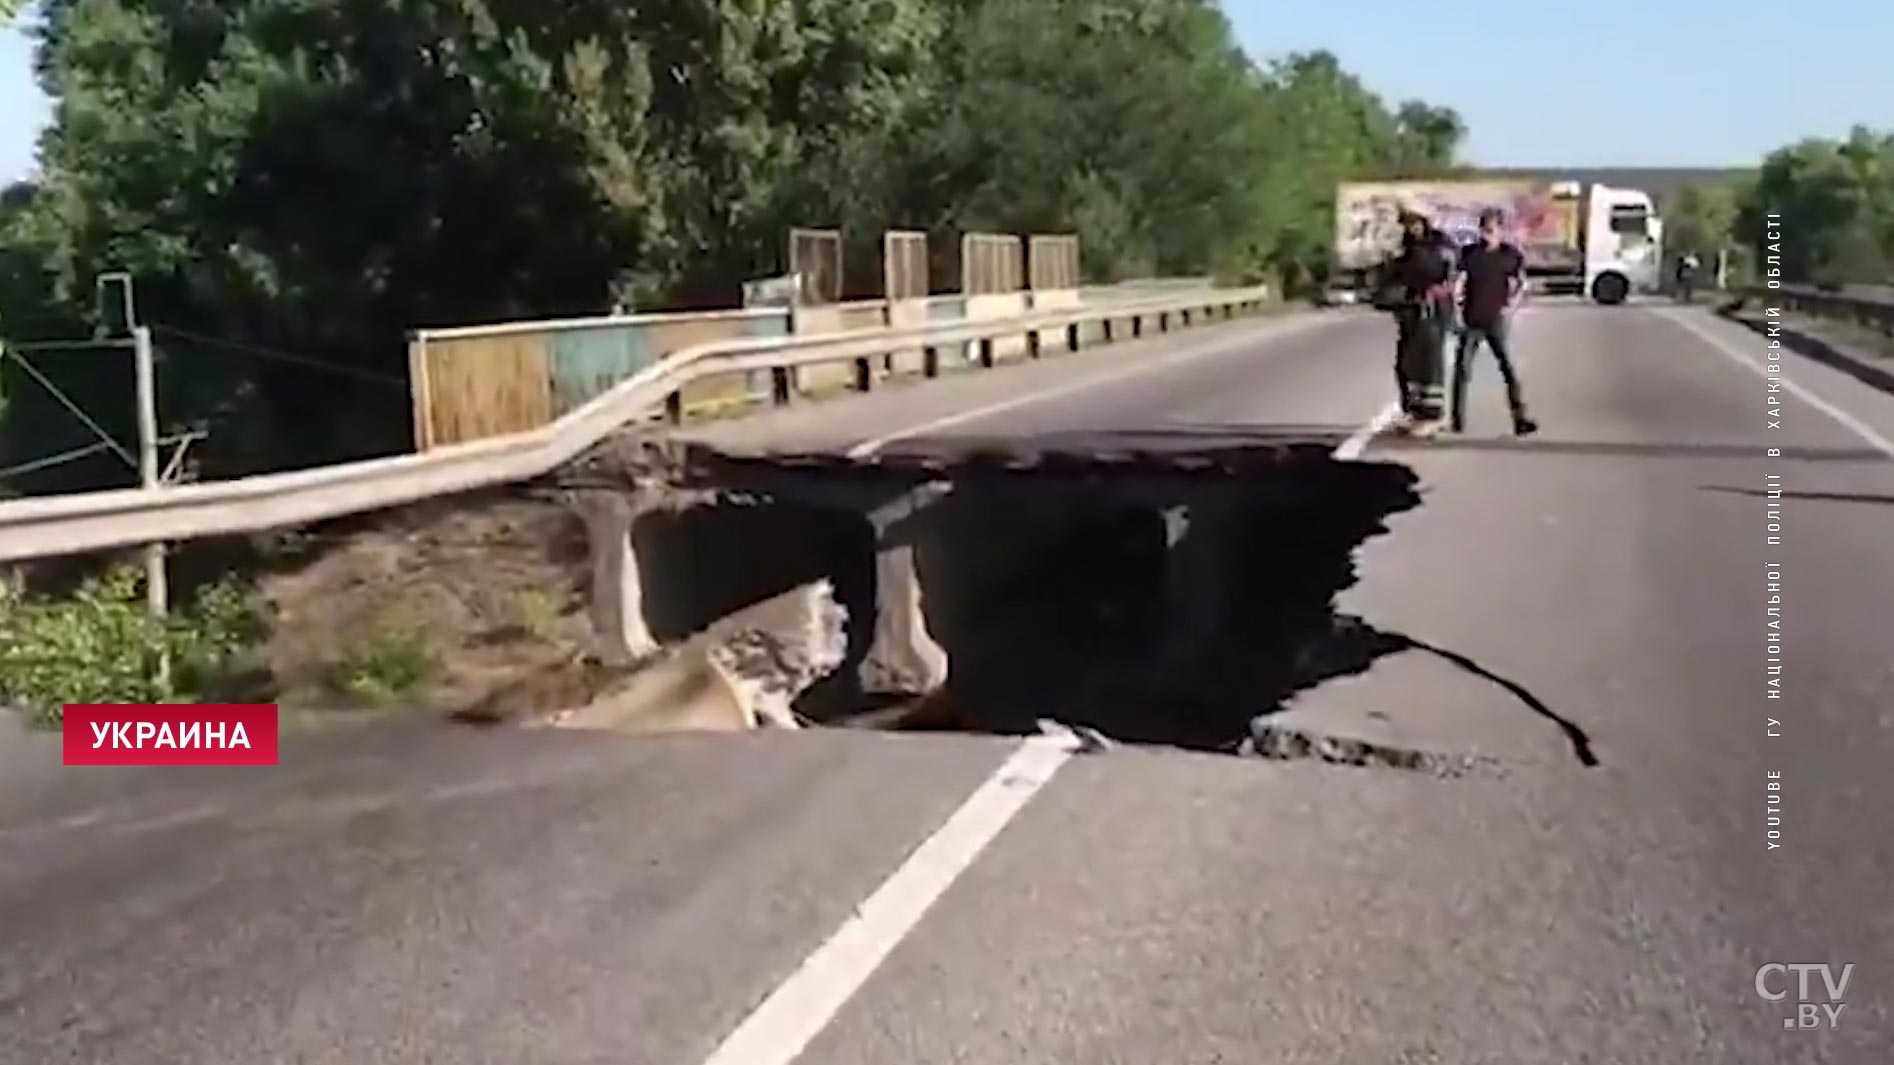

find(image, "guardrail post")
[771,367,793,406]
[923,345,940,378]
[1027,330,1042,359]
[1066,324,1079,352]
[1133,315,1143,338]
[132,325,170,690]
[407,332,436,453]
[1103,319,1114,343]
[978,338,994,368]
[1159,312,1169,333]
[854,356,873,393]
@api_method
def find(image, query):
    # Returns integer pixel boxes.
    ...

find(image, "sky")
[3,0,1894,183]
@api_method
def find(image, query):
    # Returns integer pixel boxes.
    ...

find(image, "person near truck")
[1449,207,1538,437]
[1384,208,1457,436]
[1674,252,1700,303]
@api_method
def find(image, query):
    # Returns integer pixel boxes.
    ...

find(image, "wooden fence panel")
[416,333,555,448]
[1029,234,1080,291]
[884,230,929,300]
[790,228,843,305]
[962,233,1024,295]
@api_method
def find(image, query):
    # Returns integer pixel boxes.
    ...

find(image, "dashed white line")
[1661,310,1894,459]
[698,728,1081,1065]
[844,314,1341,459]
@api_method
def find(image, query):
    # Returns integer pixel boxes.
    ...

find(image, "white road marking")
[1334,402,1404,461]
[1661,310,1894,460]
[1334,303,1560,459]
[844,314,1340,458]
[699,729,1081,1065]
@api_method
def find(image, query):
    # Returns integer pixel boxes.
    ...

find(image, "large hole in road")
[880,462,1422,749]
[615,445,1542,772]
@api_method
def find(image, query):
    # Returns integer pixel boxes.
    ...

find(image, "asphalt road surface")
[6,299,1894,1063]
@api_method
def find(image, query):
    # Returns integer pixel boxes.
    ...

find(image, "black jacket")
[1375,228,1457,314]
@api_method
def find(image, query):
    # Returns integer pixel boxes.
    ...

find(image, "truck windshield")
[1609,208,1650,237]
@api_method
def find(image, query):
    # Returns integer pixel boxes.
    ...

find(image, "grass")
[320,612,442,709]
[513,587,568,643]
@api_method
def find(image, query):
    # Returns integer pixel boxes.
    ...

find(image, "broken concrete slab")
[550,580,848,736]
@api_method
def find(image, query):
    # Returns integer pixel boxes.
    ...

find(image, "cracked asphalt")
[5,300,1894,1062]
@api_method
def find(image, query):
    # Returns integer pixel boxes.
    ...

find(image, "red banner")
[62,704,280,766]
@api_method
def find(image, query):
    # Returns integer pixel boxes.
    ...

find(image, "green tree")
[1664,182,1741,282]
[899,0,1266,281]
[1242,50,1405,294]
[1737,126,1894,286]
[13,0,938,479]
[3,0,1455,491]
[1388,100,1465,177]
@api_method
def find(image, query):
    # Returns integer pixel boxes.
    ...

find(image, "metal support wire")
[0,344,141,472]
[0,440,117,481]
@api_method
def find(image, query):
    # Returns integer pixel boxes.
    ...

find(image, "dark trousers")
[1395,308,1447,420]
[1450,315,1527,430]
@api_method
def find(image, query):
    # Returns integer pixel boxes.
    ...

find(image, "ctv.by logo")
[1756,963,1853,1030]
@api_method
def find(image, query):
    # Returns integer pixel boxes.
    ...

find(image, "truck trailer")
[1325,179,1664,306]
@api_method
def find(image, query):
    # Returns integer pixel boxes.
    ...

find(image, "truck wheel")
[1591,272,1629,305]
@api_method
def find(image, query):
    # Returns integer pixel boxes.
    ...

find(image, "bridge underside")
[564,433,1417,749]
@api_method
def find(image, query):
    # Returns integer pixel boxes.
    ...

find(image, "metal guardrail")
[404,277,1215,449]
[0,286,1270,562]
[1757,284,1894,335]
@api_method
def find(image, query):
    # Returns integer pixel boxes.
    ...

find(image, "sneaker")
[1513,415,1539,437]
[1409,419,1445,439]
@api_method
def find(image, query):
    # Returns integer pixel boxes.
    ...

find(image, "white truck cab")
[1558,182,1664,304]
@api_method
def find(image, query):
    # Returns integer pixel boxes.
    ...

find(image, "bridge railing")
[408,277,1220,451]
[0,284,1271,562]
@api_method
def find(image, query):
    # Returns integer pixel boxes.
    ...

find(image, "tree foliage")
[1,0,1457,486]
[0,564,260,728]
[1663,181,1743,281]
[1735,125,1894,286]
[1389,100,1466,178]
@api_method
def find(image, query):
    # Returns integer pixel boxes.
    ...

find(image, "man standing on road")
[1450,208,1538,436]
[1386,208,1457,437]
[1674,252,1700,303]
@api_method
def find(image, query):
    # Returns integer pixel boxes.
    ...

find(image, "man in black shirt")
[1450,208,1537,436]
[1386,209,1457,436]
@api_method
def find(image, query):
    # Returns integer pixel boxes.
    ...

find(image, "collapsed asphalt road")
[609,442,1526,775]
[5,302,1894,1063]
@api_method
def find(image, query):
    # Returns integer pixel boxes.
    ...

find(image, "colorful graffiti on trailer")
[1334,182,1582,272]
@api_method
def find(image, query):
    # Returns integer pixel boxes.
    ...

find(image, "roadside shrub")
[321,616,441,708]
[0,564,262,729]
